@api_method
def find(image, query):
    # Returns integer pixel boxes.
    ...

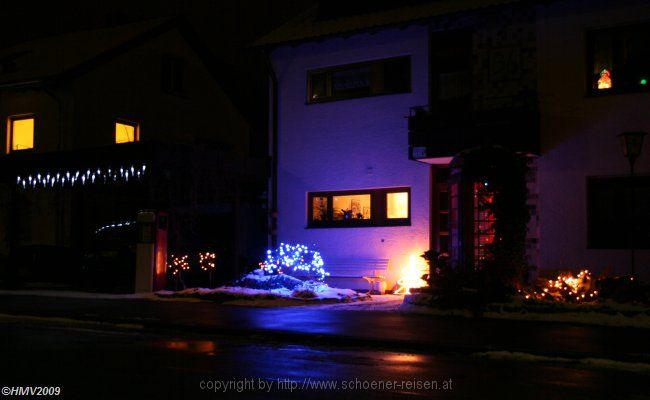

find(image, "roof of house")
[255,0,521,47]
[0,18,186,87]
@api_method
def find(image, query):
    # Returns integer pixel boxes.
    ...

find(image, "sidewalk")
[0,291,649,363]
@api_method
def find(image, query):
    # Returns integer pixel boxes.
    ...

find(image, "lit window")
[307,187,410,227]
[115,121,138,144]
[588,23,650,94]
[8,116,34,152]
[307,56,411,103]
[387,192,409,219]
[312,196,328,221]
[333,194,371,220]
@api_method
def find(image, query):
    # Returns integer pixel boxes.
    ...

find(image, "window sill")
[585,88,649,98]
[305,89,411,105]
[306,219,411,229]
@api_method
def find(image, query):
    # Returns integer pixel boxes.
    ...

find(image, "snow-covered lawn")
[155,271,375,306]
[473,351,650,373]
[156,284,371,306]
[400,293,650,328]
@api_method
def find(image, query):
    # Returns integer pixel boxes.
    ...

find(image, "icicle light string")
[16,164,147,189]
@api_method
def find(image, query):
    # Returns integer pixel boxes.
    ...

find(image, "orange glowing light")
[395,254,428,294]
[9,117,34,152]
[115,121,139,144]
[597,69,612,90]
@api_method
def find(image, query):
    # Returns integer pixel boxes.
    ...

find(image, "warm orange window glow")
[597,69,612,89]
[332,194,371,220]
[115,122,138,144]
[9,117,34,152]
[387,192,409,219]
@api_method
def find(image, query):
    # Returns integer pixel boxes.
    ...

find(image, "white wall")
[272,26,430,287]
[536,0,650,279]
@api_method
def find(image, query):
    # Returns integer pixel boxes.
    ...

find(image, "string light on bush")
[199,252,216,271]
[261,242,329,281]
[16,164,147,190]
[168,254,190,276]
[521,269,598,302]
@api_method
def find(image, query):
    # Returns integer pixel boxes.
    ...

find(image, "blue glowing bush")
[261,243,329,281]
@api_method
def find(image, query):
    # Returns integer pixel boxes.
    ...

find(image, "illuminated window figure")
[333,194,371,220]
[115,121,139,144]
[597,69,612,90]
[8,116,34,152]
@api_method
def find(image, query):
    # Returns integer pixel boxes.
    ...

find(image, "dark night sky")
[0,0,315,156]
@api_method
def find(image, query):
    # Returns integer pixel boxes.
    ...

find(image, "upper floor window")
[308,187,410,228]
[587,22,650,94]
[162,55,185,94]
[115,120,139,144]
[307,56,411,103]
[7,115,34,153]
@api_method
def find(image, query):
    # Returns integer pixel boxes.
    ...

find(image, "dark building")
[0,19,267,292]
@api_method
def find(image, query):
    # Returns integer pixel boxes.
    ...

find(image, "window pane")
[11,118,34,151]
[387,192,409,219]
[591,31,613,90]
[383,56,411,93]
[115,122,137,144]
[331,66,370,96]
[332,194,371,220]
[312,196,328,221]
[309,72,328,101]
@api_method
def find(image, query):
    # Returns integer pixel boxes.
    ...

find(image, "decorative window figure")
[333,194,371,220]
[597,69,612,90]
[8,116,34,152]
[115,121,139,144]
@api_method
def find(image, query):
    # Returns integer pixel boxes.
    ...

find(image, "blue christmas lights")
[261,242,329,281]
[94,220,136,235]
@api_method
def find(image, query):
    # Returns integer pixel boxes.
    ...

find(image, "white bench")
[325,258,389,293]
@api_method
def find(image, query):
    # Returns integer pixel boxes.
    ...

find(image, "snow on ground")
[156,283,372,307]
[291,294,405,311]
[155,271,377,306]
[399,294,650,328]
[474,351,650,373]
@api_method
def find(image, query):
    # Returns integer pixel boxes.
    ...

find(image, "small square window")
[8,116,34,152]
[115,121,139,144]
[587,23,650,94]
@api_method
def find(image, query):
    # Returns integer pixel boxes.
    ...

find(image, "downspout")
[263,50,279,248]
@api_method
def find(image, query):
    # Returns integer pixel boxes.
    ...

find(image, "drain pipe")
[263,50,279,248]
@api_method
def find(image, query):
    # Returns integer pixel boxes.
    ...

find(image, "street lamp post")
[617,131,646,275]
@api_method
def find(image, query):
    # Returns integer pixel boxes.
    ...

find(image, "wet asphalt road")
[1,294,649,362]
[0,316,648,400]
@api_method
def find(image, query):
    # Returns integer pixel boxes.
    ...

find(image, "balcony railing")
[408,104,540,160]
